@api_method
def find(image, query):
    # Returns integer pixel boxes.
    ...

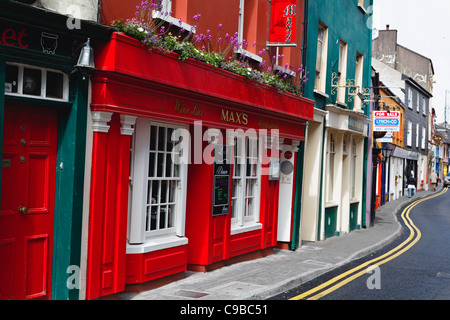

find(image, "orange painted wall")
[100,0,305,79]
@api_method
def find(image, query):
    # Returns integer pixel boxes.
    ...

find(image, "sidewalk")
[120,186,443,300]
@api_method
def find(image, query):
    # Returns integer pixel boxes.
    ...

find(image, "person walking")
[407,172,416,198]
[430,170,438,191]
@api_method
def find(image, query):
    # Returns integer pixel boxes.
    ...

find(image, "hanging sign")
[372,111,400,132]
[269,0,297,45]
[212,144,231,216]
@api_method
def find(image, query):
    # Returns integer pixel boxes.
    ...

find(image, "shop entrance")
[0,104,58,300]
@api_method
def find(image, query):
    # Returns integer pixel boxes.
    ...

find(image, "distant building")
[372,26,433,201]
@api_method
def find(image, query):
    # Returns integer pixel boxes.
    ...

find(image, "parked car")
[444,174,450,188]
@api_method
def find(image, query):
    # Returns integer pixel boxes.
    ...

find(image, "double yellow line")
[290,187,448,300]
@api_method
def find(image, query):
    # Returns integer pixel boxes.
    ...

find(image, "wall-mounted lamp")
[75,38,95,77]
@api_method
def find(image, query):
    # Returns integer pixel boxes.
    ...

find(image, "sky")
[372,0,450,124]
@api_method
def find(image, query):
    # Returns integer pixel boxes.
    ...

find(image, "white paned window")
[5,62,68,101]
[422,126,426,149]
[422,96,426,115]
[315,23,328,92]
[416,123,419,148]
[416,91,420,112]
[407,87,412,109]
[231,135,261,232]
[129,119,188,246]
[354,52,363,111]
[407,121,412,147]
[337,40,347,103]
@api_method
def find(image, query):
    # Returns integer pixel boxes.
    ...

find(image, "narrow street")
[273,188,450,300]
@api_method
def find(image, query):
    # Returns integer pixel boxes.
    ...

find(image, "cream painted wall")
[37,0,98,22]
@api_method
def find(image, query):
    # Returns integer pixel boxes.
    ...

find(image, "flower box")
[94,32,314,123]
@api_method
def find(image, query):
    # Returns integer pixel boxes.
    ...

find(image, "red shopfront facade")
[86,32,313,299]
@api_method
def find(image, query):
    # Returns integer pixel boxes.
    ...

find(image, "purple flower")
[178,18,183,26]
[218,24,223,30]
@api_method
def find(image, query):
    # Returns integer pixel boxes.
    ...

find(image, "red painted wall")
[86,115,130,300]
[87,0,311,298]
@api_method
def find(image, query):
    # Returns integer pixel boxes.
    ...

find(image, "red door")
[0,104,58,300]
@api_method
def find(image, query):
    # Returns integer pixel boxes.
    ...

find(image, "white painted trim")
[91,111,113,133]
[230,222,262,235]
[120,114,137,136]
[126,235,188,254]
[80,80,94,300]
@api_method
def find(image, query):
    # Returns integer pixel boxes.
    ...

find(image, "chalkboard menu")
[212,144,231,216]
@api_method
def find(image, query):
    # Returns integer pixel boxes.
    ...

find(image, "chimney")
[386,24,390,30]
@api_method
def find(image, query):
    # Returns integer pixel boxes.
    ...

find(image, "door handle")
[18,206,28,214]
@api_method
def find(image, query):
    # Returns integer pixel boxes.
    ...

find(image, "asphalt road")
[272,188,450,300]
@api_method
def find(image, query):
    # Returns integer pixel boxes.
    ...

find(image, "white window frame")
[407,121,412,147]
[354,52,364,111]
[230,133,262,234]
[416,91,420,113]
[422,96,426,115]
[421,126,426,149]
[315,23,328,93]
[127,118,189,253]
[5,62,69,101]
[407,87,412,109]
[337,40,348,104]
[416,123,419,148]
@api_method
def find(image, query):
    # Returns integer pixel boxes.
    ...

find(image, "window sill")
[325,201,339,208]
[230,222,263,235]
[152,11,196,33]
[126,235,188,254]
[357,4,367,14]
[314,89,329,99]
[234,47,263,63]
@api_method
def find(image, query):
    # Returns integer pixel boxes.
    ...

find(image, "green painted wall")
[303,0,373,117]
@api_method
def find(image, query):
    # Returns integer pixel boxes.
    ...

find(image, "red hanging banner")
[269,0,297,45]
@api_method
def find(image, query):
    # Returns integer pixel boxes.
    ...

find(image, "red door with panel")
[0,104,58,300]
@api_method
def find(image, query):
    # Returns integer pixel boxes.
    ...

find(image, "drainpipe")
[301,0,308,81]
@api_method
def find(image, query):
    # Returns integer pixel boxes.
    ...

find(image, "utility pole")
[446,90,449,128]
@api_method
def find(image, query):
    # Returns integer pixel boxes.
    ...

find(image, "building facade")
[81,0,315,299]
[299,0,373,242]
[0,0,111,300]
[372,27,434,196]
